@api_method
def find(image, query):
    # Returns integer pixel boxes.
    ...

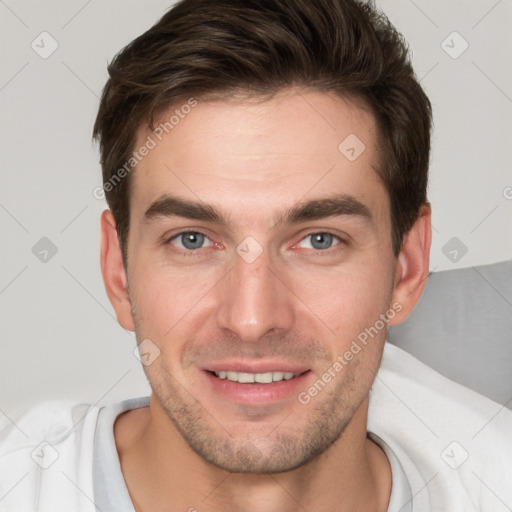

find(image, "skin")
[101,88,431,512]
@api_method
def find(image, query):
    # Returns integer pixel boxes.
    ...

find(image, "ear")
[100,209,135,331]
[388,203,432,326]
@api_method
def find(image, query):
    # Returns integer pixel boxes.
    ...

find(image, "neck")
[114,394,391,512]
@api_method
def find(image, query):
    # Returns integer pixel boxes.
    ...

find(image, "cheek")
[288,260,392,337]
[130,262,218,340]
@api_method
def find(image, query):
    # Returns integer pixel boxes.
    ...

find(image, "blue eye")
[169,231,212,250]
[299,232,341,251]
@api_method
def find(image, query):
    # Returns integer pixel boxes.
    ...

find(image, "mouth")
[208,369,307,383]
[202,366,312,405]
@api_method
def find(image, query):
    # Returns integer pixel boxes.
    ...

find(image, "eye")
[298,232,342,251]
[168,231,213,250]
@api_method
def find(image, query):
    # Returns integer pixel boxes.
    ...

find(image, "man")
[1,0,510,511]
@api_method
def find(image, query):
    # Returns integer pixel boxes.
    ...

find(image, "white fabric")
[93,396,148,511]
[1,342,511,512]
[369,433,413,512]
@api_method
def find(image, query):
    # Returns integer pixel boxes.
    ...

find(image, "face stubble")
[131,301,388,474]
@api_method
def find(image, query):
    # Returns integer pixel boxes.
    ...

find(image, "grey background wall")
[1,0,511,415]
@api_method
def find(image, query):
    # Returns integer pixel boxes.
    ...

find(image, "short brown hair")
[93,0,432,267]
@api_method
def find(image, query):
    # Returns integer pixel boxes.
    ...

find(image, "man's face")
[125,89,397,473]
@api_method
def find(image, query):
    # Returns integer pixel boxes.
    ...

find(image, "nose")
[215,248,295,343]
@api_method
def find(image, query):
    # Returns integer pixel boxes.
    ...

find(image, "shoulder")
[369,342,512,510]
[0,399,101,510]
[0,398,100,458]
[372,342,512,432]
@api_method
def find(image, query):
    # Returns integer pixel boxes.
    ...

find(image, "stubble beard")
[144,352,373,474]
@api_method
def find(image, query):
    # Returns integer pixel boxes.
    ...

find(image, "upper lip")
[202,361,310,374]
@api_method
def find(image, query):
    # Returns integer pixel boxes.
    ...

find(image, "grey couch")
[388,260,512,408]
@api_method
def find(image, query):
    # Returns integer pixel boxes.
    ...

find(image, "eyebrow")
[280,194,372,225]
[143,193,372,226]
[144,195,225,224]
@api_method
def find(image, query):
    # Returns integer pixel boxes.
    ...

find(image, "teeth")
[255,372,272,383]
[238,372,255,383]
[213,370,299,383]
[226,371,238,381]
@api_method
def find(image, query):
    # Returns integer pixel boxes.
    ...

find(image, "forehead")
[130,89,386,224]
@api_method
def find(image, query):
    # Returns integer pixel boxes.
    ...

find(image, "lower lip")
[202,370,312,405]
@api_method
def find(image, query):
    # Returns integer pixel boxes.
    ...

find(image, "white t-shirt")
[91,397,412,511]
[1,342,511,512]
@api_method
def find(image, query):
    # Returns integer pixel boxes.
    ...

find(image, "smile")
[204,368,312,405]
[212,370,301,383]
